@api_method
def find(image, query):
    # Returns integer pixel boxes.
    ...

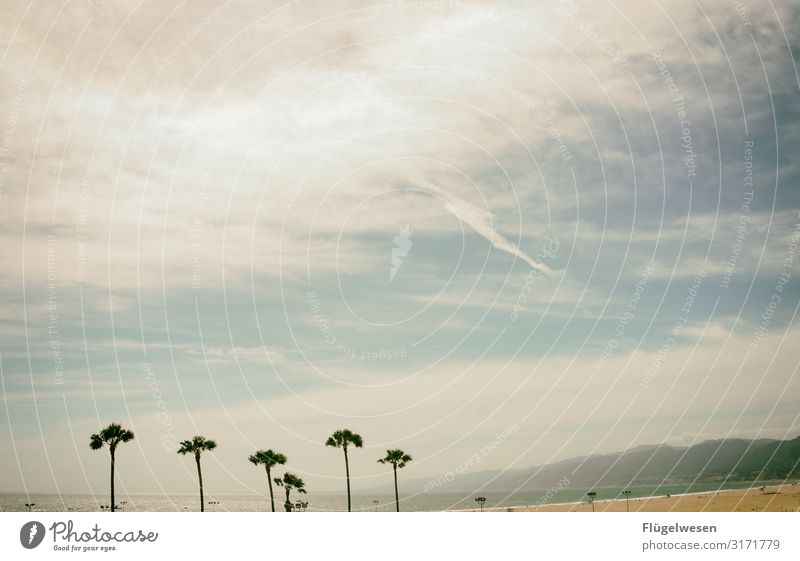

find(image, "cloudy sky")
[1,0,799,499]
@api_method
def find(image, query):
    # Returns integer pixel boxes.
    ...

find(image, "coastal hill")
[379,436,800,493]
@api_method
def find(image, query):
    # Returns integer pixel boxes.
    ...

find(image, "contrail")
[417,180,557,276]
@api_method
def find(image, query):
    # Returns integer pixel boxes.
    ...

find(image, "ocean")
[0,481,766,512]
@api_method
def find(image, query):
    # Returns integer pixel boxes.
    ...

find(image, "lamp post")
[622,490,631,512]
[372,500,379,512]
[587,492,597,512]
[208,500,220,511]
[24,503,35,512]
[474,497,486,512]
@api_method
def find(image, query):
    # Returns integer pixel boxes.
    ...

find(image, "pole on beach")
[474,497,486,512]
[587,492,597,512]
[623,490,631,512]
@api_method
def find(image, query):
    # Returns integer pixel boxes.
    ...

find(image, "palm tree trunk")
[110,448,116,513]
[266,466,275,512]
[285,487,291,512]
[344,446,351,512]
[195,453,204,512]
[393,464,399,512]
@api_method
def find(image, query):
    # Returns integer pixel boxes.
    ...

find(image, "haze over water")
[1,482,766,512]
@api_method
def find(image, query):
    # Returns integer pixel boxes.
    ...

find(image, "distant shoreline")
[481,482,800,512]
[443,480,793,511]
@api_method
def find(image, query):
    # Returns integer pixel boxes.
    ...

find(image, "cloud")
[5,321,798,493]
[185,346,286,365]
[2,0,799,496]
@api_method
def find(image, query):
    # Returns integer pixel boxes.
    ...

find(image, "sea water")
[0,481,766,512]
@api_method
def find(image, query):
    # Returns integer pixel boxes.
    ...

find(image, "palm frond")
[177,435,218,455]
[91,423,135,450]
[102,423,122,440]
[263,449,287,466]
[280,472,306,492]
[379,449,413,468]
[326,429,363,449]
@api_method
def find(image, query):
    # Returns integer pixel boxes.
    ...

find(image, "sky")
[1,0,799,498]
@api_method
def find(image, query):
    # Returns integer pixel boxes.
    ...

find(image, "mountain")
[379,436,800,494]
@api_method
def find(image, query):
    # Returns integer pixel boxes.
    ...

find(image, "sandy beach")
[501,484,800,512]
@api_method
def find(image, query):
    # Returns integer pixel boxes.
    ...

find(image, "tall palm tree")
[325,429,363,511]
[248,449,287,512]
[177,436,217,512]
[273,472,307,512]
[89,423,134,513]
[378,449,413,512]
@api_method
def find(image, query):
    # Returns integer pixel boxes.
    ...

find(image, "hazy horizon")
[1,0,799,497]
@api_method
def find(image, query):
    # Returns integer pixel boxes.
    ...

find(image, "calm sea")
[0,481,764,512]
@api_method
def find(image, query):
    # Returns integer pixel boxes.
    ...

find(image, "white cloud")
[2,0,799,496]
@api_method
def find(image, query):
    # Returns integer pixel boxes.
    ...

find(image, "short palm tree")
[89,423,134,512]
[177,436,217,512]
[378,449,413,512]
[248,449,287,512]
[273,472,307,512]
[325,429,363,512]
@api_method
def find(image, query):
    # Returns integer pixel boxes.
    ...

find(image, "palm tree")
[177,436,217,512]
[273,472,307,512]
[248,449,287,512]
[378,449,412,512]
[325,429,363,512]
[89,422,134,512]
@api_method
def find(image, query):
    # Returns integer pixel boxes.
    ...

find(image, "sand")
[499,484,800,512]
